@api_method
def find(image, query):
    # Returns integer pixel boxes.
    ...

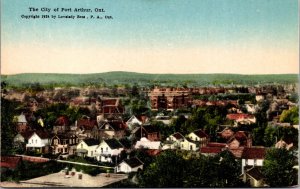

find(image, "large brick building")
[149,87,192,111]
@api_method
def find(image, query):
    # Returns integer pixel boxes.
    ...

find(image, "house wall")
[96,142,123,156]
[26,133,49,148]
[180,140,197,151]
[76,141,98,157]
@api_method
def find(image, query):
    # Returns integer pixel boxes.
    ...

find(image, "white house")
[126,115,142,130]
[76,138,99,158]
[245,104,257,114]
[241,147,266,174]
[134,137,161,150]
[187,129,209,148]
[116,157,143,173]
[180,138,198,151]
[95,138,124,162]
[26,131,51,153]
[163,132,185,149]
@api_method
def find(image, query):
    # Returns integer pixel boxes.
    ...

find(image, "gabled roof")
[83,138,99,146]
[227,131,249,146]
[100,121,127,131]
[227,113,254,120]
[200,147,223,154]
[101,98,119,106]
[246,167,265,181]
[132,125,158,134]
[55,116,69,126]
[19,131,34,140]
[122,157,143,168]
[29,130,51,139]
[241,147,266,159]
[53,133,77,140]
[142,125,159,133]
[207,142,227,148]
[172,132,185,140]
[104,138,123,149]
[77,118,97,130]
[192,129,208,138]
[185,138,199,144]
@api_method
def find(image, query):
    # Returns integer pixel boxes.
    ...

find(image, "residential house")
[13,131,34,151]
[96,121,126,140]
[76,117,97,139]
[226,113,256,126]
[275,139,293,150]
[126,115,143,130]
[187,129,209,148]
[53,116,70,134]
[241,147,266,174]
[116,157,143,173]
[245,104,257,114]
[200,142,227,156]
[26,130,52,153]
[131,124,160,141]
[242,167,266,187]
[14,131,34,144]
[135,137,161,150]
[76,138,99,158]
[163,132,185,149]
[180,138,199,151]
[95,138,124,162]
[50,134,79,155]
[227,131,252,149]
[218,127,234,140]
[97,97,124,118]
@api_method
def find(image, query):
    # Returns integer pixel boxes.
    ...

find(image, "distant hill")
[1,72,298,87]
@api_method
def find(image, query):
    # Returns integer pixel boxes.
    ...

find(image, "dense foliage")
[262,148,297,187]
[138,150,242,187]
[1,98,18,155]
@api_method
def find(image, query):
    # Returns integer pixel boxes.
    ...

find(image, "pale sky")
[1,0,299,75]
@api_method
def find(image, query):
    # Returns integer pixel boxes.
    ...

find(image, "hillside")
[1,72,298,87]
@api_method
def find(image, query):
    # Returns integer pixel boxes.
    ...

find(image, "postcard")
[1,0,298,188]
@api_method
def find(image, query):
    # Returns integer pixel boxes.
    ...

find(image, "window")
[106,147,108,151]
[54,139,58,145]
[91,151,93,156]
[36,139,37,144]
[190,145,193,150]
[101,148,103,153]
[32,139,33,144]
[81,144,83,149]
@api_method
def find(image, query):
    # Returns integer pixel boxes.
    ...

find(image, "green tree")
[139,150,185,187]
[215,150,241,187]
[279,106,299,124]
[1,98,18,155]
[262,148,297,187]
